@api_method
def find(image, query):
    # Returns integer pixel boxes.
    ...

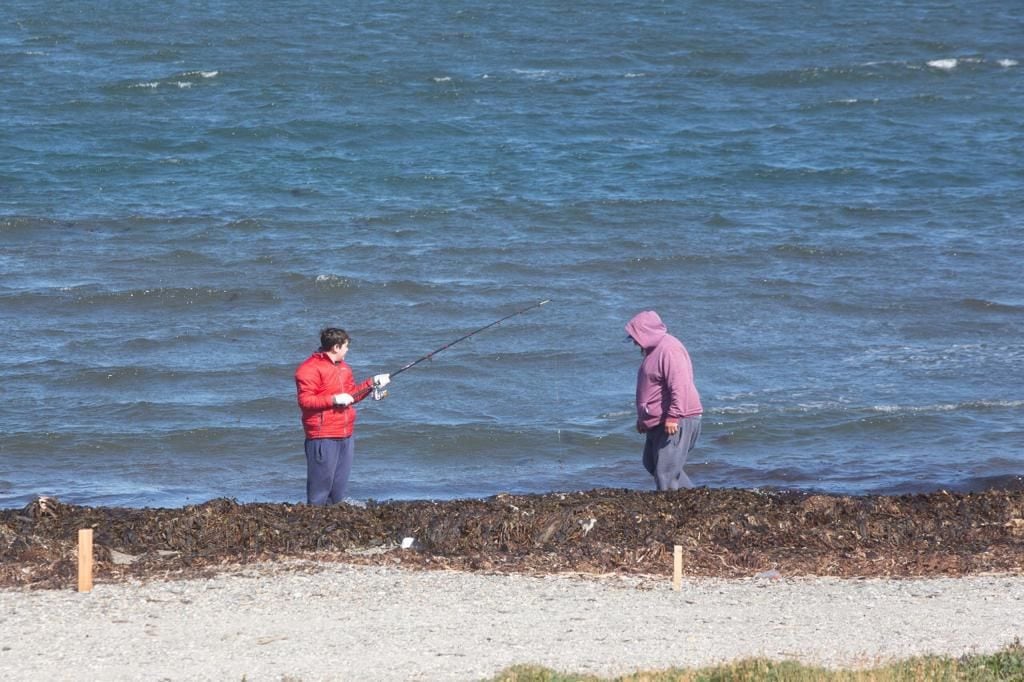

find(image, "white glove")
[332,393,354,407]
[373,373,391,388]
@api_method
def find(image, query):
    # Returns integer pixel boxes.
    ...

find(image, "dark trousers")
[305,437,354,505]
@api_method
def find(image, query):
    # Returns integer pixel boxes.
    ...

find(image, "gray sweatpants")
[642,415,702,491]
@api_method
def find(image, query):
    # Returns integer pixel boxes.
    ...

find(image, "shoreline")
[3,487,1023,589]
[2,561,1023,680]
[3,487,1023,679]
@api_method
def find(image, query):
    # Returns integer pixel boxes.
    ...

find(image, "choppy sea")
[2,1,1022,508]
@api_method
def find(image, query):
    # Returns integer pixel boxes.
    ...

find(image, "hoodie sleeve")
[659,343,696,421]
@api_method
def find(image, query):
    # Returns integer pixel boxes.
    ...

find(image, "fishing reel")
[372,386,388,401]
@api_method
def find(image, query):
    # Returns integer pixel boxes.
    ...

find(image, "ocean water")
[1,1,1022,509]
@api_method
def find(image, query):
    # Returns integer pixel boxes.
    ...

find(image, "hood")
[625,310,667,350]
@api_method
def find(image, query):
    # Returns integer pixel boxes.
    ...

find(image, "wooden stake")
[672,544,682,591]
[78,528,93,593]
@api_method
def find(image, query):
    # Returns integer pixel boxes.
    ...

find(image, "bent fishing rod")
[355,299,550,401]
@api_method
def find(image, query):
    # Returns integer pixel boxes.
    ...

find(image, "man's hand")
[664,420,679,435]
[373,373,391,388]
[333,393,354,407]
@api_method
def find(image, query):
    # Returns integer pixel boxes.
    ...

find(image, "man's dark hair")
[320,327,350,351]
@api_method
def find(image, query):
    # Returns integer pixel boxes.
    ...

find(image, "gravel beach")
[2,562,1022,681]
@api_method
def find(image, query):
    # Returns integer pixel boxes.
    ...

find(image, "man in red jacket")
[294,327,390,505]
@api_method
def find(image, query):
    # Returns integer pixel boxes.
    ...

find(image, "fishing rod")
[356,299,550,401]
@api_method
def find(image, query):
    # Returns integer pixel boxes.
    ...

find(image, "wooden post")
[78,528,93,593]
[672,544,682,591]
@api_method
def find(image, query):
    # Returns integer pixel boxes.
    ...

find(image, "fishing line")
[355,299,550,401]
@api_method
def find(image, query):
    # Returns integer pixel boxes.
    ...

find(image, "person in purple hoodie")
[625,310,703,490]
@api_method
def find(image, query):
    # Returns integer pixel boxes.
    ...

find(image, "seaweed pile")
[2,487,1024,589]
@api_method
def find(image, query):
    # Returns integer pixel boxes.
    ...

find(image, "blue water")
[2,2,1023,508]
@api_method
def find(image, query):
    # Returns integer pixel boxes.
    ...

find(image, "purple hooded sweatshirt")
[625,311,703,431]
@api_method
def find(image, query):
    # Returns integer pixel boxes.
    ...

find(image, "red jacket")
[295,352,374,439]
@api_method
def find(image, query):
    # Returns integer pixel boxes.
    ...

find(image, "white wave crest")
[871,400,1024,414]
[927,58,958,70]
[512,68,558,81]
[998,59,1018,68]
[314,274,351,288]
[716,404,761,415]
[181,70,219,78]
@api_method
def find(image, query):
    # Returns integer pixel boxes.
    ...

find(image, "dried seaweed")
[2,488,1023,589]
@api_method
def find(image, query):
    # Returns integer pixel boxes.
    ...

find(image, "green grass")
[487,641,1024,681]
